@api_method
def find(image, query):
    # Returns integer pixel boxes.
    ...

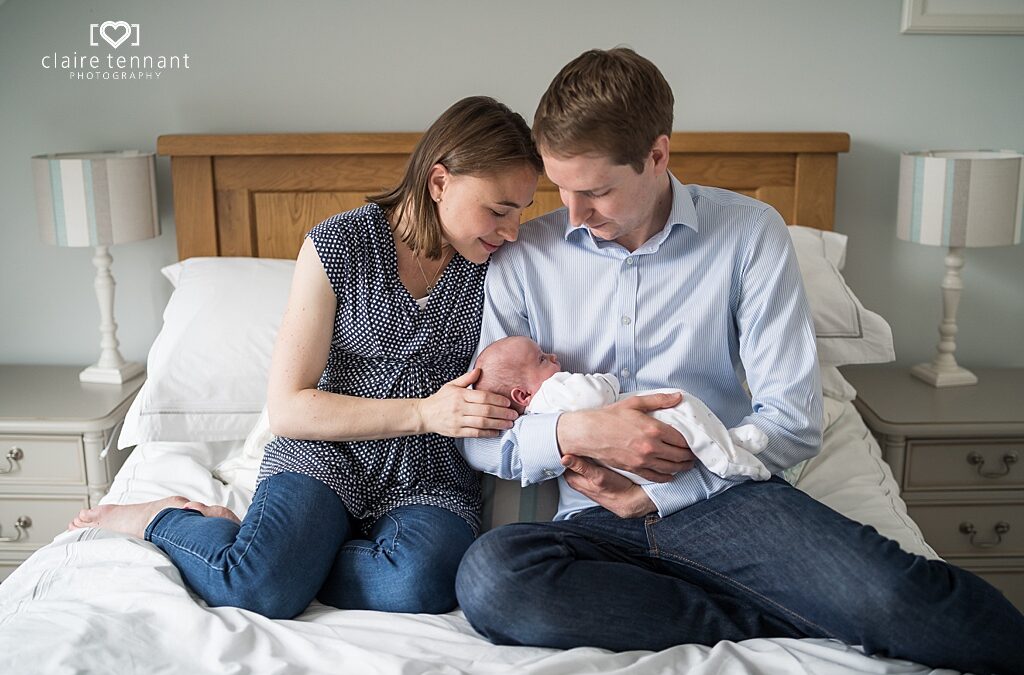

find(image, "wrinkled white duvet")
[0,400,954,675]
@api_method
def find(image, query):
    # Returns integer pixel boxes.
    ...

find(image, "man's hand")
[556,392,695,482]
[561,455,657,519]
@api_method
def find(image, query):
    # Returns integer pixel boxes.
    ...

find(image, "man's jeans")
[145,472,474,619]
[456,477,1024,675]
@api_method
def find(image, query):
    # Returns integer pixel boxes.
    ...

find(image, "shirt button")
[626,257,635,265]
[621,315,631,325]
[620,368,630,378]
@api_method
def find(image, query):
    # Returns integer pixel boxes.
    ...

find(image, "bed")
[0,132,950,674]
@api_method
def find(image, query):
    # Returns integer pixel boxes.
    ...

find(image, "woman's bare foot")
[68,496,190,538]
[182,501,242,525]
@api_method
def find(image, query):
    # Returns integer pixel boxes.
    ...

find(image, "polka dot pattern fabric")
[259,204,485,534]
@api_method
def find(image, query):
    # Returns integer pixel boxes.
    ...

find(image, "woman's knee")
[380,569,461,614]
[318,515,474,614]
[203,576,316,619]
[318,554,462,614]
[394,513,474,612]
[236,589,312,620]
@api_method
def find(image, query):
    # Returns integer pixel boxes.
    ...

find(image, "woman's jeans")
[145,472,475,619]
[456,477,1024,675]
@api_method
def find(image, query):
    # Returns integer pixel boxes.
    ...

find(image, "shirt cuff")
[640,465,737,517]
[515,412,565,486]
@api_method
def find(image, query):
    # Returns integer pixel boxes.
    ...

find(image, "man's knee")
[457,529,508,609]
[456,524,557,643]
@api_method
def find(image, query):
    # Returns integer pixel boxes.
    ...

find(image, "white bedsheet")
[0,400,953,675]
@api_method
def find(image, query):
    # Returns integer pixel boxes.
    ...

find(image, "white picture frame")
[901,0,1024,34]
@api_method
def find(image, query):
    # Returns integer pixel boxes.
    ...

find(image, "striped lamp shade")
[897,150,1024,248]
[32,151,159,247]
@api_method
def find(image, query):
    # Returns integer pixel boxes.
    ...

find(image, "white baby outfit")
[525,372,771,484]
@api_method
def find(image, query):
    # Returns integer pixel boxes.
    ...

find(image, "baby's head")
[475,336,561,413]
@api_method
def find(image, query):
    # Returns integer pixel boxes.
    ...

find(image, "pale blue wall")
[2,0,1022,367]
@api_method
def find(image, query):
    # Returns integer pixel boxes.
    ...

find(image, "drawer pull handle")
[0,516,32,542]
[966,451,1017,478]
[1,447,24,474]
[959,521,1010,549]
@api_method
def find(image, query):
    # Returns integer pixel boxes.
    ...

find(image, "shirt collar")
[563,173,700,247]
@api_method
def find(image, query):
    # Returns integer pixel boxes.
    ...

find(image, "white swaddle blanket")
[525,372,771,483]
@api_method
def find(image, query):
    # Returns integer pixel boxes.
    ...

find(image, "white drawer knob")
[0,447,24,475]
[0,515,32,542]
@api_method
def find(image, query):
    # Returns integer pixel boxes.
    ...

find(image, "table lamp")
[32,150,160,384]
[896,149,1023,387]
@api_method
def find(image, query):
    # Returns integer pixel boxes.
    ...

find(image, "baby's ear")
[510,387,532,408]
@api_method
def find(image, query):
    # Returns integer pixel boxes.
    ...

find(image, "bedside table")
[0,365,144,581]
[841,364,1024,611]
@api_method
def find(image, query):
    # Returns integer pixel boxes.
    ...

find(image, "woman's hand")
[560,455,657,519]
[415,368,518,438]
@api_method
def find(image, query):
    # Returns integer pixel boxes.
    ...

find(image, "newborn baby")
[474,336,771,483]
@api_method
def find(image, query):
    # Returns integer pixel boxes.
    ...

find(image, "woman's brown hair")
[533,47,674,174]
[369,96,542,259]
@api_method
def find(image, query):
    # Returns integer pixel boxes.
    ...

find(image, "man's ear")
[510,386,532,408]
[649,134,671,174]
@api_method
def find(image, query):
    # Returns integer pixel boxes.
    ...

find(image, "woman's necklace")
[415,246,453,294]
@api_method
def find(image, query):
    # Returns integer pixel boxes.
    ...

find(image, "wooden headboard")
[156,132,850,261]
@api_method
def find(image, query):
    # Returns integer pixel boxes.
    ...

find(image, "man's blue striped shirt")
[462,174,823,519]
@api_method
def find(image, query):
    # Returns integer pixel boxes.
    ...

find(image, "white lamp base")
[81,245,144,386]
[80,360,145,385]
[910,362,978,388]
[911,246,979,388]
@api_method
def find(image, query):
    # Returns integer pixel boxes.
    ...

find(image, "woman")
[70,96,542,619]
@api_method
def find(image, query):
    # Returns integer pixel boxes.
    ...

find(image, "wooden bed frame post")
[168,156,218,259]
[794,153,840,231]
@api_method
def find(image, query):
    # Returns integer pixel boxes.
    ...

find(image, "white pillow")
[820,365,857,402]
[788,226,894,367]
[789,224,847,270]
[796,400,938,560]
[118,257,295,448]
[212,406,273,497]
[121,226,882,448]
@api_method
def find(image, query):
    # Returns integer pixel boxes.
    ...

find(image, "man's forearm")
[553,409,584,456]
[552,396,693,482]
[462,413,565,485]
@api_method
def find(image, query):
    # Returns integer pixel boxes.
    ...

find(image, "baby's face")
[508,337,561,394]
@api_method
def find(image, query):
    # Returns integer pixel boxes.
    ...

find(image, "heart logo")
[99,21,132,49]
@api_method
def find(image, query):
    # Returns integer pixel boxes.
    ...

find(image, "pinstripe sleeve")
[460,245,566,485]
[640,207,822,516]
[733,207,823,475]
[640,465,742,517]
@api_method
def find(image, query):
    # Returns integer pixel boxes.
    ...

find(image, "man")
[457,48,1022,674]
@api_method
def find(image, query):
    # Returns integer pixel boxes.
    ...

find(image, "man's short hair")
[532,47,674,173]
